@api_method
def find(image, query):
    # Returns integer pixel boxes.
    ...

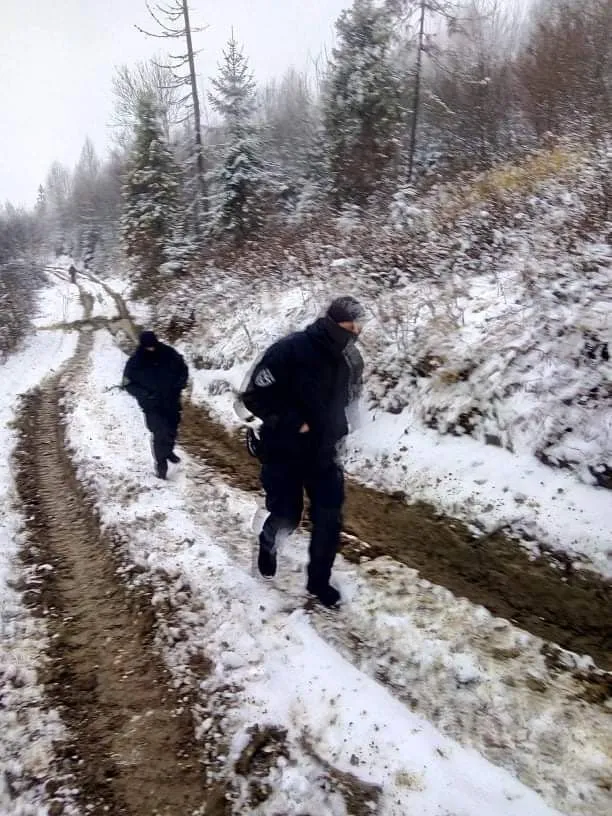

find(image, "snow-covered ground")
[63,326,611,816]
[47,256,120,321]
[0,321,79,813]
[32,270,82,327]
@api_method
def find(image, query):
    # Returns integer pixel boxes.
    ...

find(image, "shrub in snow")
[0,263,45,360]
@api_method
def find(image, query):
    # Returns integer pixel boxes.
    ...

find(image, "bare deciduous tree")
[428,0,525,168]
[257,68,318,187]
[517,0,612,139]
[137,0,209,221]
[390,0,461,181]
[43,161,73,255]
[72,138,101,264]
[112,58,183,144]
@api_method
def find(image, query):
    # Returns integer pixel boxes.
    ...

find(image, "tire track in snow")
[179,399,612,670]
[13,301,220,814]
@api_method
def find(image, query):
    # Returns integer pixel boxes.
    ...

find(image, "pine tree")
[35,185,46,214]
[73,138,101,265]
[44,162,72,256]
[120,97,180,277]
[208,34,261,240]
[323,0,403,206]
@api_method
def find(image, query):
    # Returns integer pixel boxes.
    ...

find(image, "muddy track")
[180,401,612,669]
[56,275,612,669]
[14,341,217,815]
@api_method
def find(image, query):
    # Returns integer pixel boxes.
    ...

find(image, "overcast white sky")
[0,0,349,207]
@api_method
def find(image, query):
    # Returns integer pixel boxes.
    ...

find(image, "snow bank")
[0,327,78,814]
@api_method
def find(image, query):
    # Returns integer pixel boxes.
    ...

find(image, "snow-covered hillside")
[143,144,612,577]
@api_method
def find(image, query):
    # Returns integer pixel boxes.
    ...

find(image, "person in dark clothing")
[122,331,189,479]
[69,264,77,284]
[239,296,365,607]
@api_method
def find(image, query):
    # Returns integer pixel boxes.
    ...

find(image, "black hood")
[139,330,159,349]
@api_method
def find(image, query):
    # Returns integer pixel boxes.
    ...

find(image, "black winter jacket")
[241,316,363,462]
[123,342,189,412]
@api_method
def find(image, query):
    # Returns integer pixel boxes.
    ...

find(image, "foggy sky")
[0,0,349,207]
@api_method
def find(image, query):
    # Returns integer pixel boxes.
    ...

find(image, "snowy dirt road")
[16,359,214,816]
[179,400,612,670]
[8,269,219,815]
[3,269,611,815]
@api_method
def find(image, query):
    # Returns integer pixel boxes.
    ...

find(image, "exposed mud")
[180,401,612,670]
[13,351,221,815]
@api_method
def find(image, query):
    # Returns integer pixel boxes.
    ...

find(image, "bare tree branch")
[136,0,209,228]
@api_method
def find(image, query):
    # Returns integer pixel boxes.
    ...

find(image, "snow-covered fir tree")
[72,138,101,266]
[208,33,261,240]
[43,161,72,256]
[323,0,403,207]
[120,97,180,278]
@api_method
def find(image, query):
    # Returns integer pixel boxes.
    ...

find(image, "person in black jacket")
[240,296,365,607]
[122,331,189,479]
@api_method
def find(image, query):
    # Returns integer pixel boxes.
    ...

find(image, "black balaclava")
[139,330,159,350]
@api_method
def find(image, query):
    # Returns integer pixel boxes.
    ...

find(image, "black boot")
[258,543,277,578]
[156,460,168,480]
[307,581,341,608]
[168,452,181,464]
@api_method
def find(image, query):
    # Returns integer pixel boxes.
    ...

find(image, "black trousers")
[259,456,345,589]
[144,406,180,466]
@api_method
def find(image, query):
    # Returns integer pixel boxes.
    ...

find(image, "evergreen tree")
[120,98,180,277]
[33,185,47,249]
[35,185,46,215]
[44,161,72,255]
[208,34,261,240]
[323,0,403,206]
[73,138,101,265]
